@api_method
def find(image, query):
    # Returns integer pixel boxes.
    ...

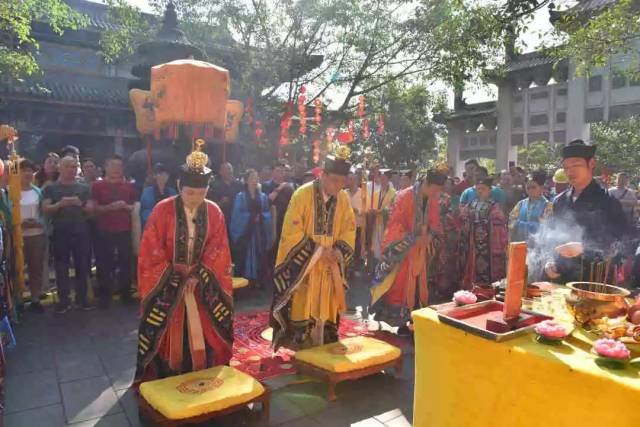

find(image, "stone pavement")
[3,282,415,427]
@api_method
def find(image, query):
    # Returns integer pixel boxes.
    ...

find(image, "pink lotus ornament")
[592,338,631,369]
[453,290,477,306]
[534,320,569,344]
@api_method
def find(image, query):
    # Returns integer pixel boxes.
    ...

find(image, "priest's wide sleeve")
[138,201,172,303]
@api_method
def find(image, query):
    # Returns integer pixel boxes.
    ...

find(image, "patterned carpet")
[231,310,411,381]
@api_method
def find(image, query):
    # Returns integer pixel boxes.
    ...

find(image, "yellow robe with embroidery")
[370,185,396,260]
[271,180,356,349]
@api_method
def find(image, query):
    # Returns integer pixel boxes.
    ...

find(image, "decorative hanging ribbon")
[185,287,206,371]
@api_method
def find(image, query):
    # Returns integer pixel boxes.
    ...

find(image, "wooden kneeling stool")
[294,336,402,401]
[138,366,270,426]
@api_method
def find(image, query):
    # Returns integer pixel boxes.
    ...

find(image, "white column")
[496,80,516,170]
[566,62,590,141]
[447,121,464,176]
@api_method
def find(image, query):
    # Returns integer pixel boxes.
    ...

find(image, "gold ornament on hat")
[335,144,351,160]
[434,162,449,174]
[186,139,209,172]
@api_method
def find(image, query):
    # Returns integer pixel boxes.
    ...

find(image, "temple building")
[446,0,640,174]
[0,0,320,167]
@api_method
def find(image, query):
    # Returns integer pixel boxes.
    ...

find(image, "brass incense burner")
[565,282,630,325]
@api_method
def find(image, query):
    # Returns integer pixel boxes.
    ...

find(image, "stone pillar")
[114,135,124,156]
[496,80,516,171]
[566,62,590,142]
[447,121,464,176]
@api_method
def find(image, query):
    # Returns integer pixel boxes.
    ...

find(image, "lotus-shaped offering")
[534,320,569,345]
[592,338,631,369]
[453,290,477,306]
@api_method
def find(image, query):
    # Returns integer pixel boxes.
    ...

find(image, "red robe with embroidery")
[135,196,233,384]
[370,186,441,323]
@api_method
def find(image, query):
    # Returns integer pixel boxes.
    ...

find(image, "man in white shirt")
[19,159,46,313]
[608,172,637,223]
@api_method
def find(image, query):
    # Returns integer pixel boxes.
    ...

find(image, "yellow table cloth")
[139,366,264,420]
[412,308,640,427]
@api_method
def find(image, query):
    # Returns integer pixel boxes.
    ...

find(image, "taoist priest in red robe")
[134,141,233,385]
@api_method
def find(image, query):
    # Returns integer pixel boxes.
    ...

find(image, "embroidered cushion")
[295,337,401,373]
[139,366,264,420]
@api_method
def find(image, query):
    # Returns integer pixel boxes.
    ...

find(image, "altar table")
[412,308,640,427]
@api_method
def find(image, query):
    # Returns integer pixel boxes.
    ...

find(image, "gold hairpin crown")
[335,145,351,161]
[434,162,449,174]
[186,139,209,171]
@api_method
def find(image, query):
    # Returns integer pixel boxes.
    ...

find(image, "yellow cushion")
[232,277,249,289]
[295,337,401,373]
[139,366,264,420]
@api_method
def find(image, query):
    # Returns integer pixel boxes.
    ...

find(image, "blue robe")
[140,185,177,229]
[510,197,550,243]
[229,191,272,280]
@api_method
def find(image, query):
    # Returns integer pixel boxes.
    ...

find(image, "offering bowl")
[565,282,630,325]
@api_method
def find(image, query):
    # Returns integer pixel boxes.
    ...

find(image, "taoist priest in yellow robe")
[270,146,356,350]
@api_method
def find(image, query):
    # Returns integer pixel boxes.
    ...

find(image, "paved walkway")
[3,284,414,427]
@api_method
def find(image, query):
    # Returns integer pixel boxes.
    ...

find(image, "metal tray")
[430,300,553,342]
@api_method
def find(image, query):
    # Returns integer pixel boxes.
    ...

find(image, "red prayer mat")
[231,311,411,381]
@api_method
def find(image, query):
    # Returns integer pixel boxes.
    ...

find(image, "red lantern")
[357,95,365,118]
[377,114,385,135]
[314,99,322,125]
[336,120,355,144]
[255,120,263,145]
[337,132,353,143]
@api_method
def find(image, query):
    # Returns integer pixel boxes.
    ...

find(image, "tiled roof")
[568,0,618,14]
[504,51,555,73]
[445,101,497,121]
[64,0,154,31]
[2,74,130,108]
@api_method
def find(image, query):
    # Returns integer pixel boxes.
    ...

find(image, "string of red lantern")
[255,120,263,145]
[314,99,322,126]
[357,95,365,118]
[377,113,385,135]
[312,139,321,163]
[363,118,370,139]
[279,102,293,146]
[245,97,253,125]
[298,86,307,135]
